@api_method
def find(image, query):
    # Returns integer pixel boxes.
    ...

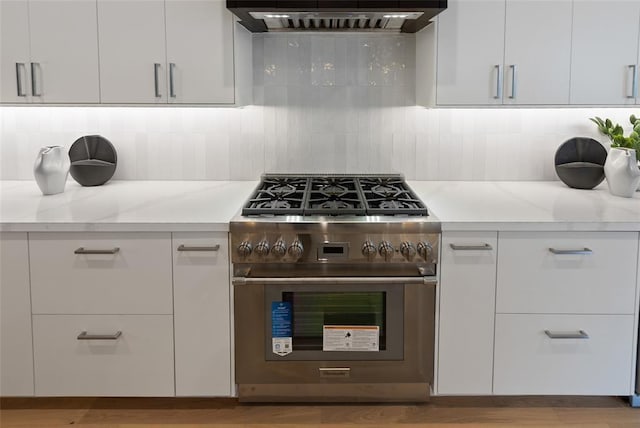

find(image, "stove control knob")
[400,241,417,261]
[288,240,304,260]
[361,241,377,261]
[271,239,287,258]
[378,241,395,262]
[237,241,252,258]
[417,241,433,261]
[255,240,270,258]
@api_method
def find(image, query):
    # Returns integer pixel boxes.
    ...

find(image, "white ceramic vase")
[604,147,640,198]
[33,146,70,195]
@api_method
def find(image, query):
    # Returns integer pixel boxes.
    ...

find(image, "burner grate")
[242,174,428,216]
[242,177,309,215]
[305,177,366,215]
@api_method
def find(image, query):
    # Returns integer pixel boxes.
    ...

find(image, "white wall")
[0,33,636,181]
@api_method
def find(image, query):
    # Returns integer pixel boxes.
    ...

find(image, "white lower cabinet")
[437,231,497,395]
[0,232,34,396]
[32,314,174,396]
[29,232,173,315]
[493,314,635,395]
[172,232,232,396]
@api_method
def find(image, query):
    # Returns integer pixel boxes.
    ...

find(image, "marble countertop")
[1,180,638,232]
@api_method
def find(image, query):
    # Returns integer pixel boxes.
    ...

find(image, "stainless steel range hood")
[227,1,447,33]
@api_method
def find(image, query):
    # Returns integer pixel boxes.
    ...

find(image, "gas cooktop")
[242,174,428,217]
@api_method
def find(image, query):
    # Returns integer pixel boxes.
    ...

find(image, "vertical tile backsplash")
[0,33,637,181]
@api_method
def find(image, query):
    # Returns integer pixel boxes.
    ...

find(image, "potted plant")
[589,115,640,197]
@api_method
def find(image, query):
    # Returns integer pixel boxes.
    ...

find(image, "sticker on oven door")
[322,325,380,352]
[271,302,292,356]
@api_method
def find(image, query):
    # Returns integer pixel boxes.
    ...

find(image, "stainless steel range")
[230,174,440,402]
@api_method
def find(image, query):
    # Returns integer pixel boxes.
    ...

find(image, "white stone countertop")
[1,180,638,232]
[0,180,258,232]
[408,181,640,232]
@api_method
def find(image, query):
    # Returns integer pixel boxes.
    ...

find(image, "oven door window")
[264,283,403,361]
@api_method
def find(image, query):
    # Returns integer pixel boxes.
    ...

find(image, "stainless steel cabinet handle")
[494,64,502,99]
[177,244,220,252]
[169,63,176,98]
[449,243,493,251]
[74,247,120,255]
[30,62,41,96]
[154,63,161,98]
[319,367,350,378]
[509,64,517,99]
[629,65,638,98]
[544,330,589,340]
[77,331,122,340]
[15,63,26,97]
[548,247,592,255]
[233,276,437,286]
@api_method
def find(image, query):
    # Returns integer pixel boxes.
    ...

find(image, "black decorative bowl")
[554,137,607,190]
[68,135,117,186]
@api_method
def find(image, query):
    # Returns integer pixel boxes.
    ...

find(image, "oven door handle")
[232,276,437,286]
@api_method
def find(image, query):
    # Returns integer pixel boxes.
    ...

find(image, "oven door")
[233,276,436,401]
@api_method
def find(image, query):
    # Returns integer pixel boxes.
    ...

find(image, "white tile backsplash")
[0,33,637,181]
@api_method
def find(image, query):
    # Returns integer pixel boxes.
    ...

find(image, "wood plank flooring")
[1,396,639,428]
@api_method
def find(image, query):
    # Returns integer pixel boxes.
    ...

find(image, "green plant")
[590,114,640,161]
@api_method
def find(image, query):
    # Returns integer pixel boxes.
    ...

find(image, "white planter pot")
[604,148,640,198]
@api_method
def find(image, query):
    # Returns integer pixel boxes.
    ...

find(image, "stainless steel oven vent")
[249,11,424,31]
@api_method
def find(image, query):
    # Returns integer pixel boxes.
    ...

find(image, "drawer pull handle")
[544,330,589,340]
[319,367,350,378]
[177,244,220,252]
[548,248,592,255]
[77,331,122,340]
[74,247,120,255]
[450,243,493,251]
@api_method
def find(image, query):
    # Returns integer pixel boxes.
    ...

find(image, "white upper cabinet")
[436,0,506,105]
[435,0,573,106]
[99,0,236,104]
[165,0,235,104]
[0,0,30,103]
[98,0,168,104]
[503,0,572,105]
[570,0,640,105]
[0,0,100,104]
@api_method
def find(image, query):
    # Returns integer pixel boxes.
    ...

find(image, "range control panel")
[231,232,439,265]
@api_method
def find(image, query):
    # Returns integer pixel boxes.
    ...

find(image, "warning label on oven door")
[272,302,292,356]
[322,325,380,352]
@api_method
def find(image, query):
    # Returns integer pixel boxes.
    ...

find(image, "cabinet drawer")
[496,232,638,314]
[30,233,172,314]
[493,314,635,395]
[33,314,174,396]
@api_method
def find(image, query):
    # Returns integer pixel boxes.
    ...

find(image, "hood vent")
[250,11,423,31]
[228,1,447,33]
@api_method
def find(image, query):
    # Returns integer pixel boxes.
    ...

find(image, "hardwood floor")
[1,396,639,428]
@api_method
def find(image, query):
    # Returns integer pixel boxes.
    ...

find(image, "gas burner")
[319,184,349,198]
[257,200,292,209]
[371,184,403,197]
[316,200,354,210]
[266,183,297,197]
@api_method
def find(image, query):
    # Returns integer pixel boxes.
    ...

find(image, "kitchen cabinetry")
[173,233,232,396]
[97,0,167,104]
[98,0,236,104]
[0,0,100,104]
[493,231,639,395]
[29,232,175,396]
[432,0,572,106]
[165,0,235,104]
[570,1,640,105]
[437,232,497,395]
[0,233,34,396]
